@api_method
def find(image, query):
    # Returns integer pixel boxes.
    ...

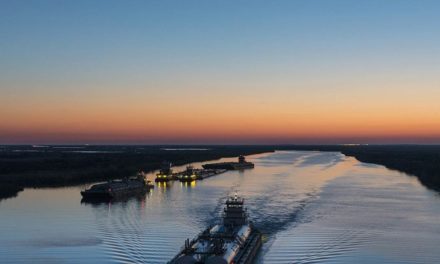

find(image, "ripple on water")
[2,151,440,264]
[94,199,198,264]
[261,154,440,264]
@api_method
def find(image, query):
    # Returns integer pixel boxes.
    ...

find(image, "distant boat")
[178,166,198,182]
[202,155,255,170]
[81,173,154,201]
[155,161,176,182]
[169,194,262,264]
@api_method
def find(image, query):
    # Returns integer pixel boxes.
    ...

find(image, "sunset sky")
[1,1,440,144]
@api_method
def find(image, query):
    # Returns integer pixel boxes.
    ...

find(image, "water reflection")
[180,181,197,188]
[81,193,150,205]
[0,151,440,264]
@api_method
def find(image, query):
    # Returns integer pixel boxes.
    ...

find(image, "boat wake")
[95,202,147,264]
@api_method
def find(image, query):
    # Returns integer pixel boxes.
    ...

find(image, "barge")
[169,194,262,264]
[178,166,227,182]
[81,173,154,201]
[202,155,254,170]
[197,168,227,180]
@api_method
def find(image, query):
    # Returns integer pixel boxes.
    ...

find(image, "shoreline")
[0,146,274,200]
[2,145,440,200]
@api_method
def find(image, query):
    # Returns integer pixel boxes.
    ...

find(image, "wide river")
[1,151,440,263]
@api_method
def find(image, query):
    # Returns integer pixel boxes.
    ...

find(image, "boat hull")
[80,191,113,200]
[202,162,254,170]
[155,178,171,182]
[81,184,153,202]
[233,230,262,264]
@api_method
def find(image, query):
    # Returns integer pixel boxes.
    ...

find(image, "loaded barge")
[81,173,154,201]
[202,155,254,170]
[178,166,227,182]
[169,194,262,264]
[155,162,227,183]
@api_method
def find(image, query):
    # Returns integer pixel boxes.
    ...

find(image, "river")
[1,151,439,263]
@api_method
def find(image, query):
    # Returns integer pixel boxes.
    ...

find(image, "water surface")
[1,151,439,263]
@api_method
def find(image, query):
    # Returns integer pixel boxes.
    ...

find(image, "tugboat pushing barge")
[178,166,198,182]
[169,194,262,264]
[155,161,176,182]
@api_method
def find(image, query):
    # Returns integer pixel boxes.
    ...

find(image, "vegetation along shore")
[0,145,274,199]
[1,144,439,200]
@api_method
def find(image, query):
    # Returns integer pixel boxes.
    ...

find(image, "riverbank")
[0,184,24,200]
[0,145,274,199]
[2,144,439,200]
[4,150,440,263]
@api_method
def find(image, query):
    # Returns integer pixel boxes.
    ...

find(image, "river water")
[1,151,439,263]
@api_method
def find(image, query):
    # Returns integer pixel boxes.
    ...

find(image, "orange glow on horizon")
[2,75,440,144]
[2,99,440,144]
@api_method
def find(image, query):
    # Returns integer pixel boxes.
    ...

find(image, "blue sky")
[1,1,440,144]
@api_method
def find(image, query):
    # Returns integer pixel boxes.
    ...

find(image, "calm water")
[1,151,440,263]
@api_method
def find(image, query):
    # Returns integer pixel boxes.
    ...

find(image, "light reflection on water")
[0,151,440,263]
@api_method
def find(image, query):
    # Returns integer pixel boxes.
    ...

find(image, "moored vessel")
[81,173,154,201]
[202,155,254,170]
[178,166,198,182]
[155,161,176,182]
[178,166,227,182]
[169,194,262,264]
